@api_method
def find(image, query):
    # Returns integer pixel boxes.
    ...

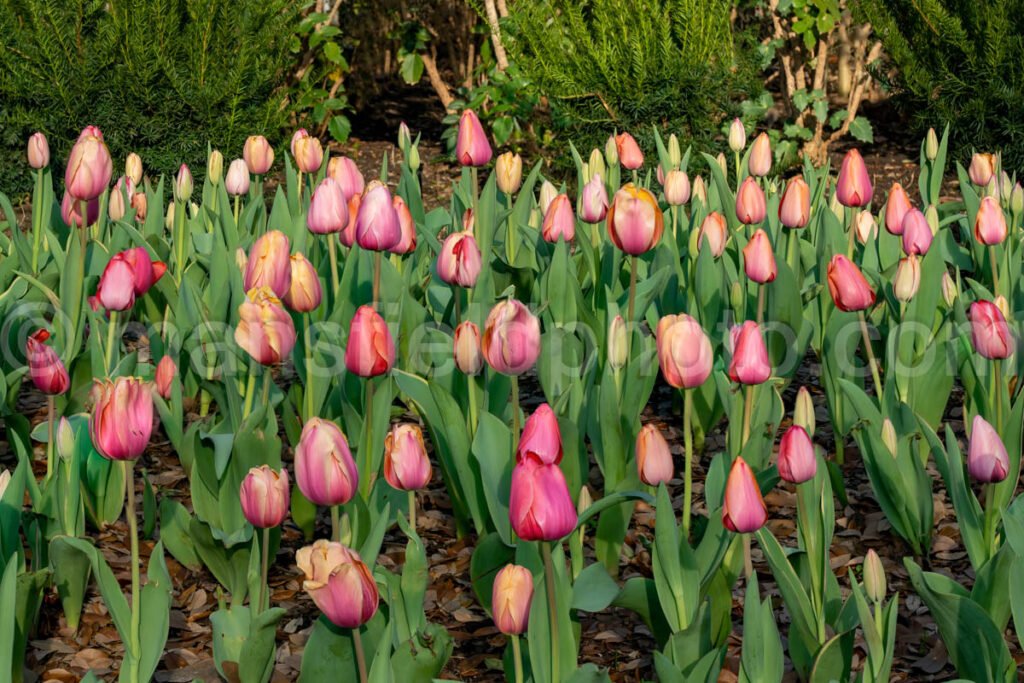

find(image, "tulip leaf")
[471,411,513,545]
[389,623,453,683]
[571,562,619,613]
[754,528,817,644]
[158,497,201,571]
[1011,555,1024,653]
[0,560,17,679]
[57,537,131,642]
[49,536,92,632]
[737,574,783,683]
[137,541,172,681]
[298,613,387,683]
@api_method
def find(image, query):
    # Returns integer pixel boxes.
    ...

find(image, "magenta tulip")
[356,181,402,251]
[294,418,359,506]
[61,191,99,228]
[26,330,69,395]
[307,177,348,234]
[779,176,810,228]
[482,299,541,375]
[967,415,1009,483]
[509,455,578,541]
[89,377,154,461]
[65,126,113,201]
[542,193,575,242]
[240,465,290,528]
[517,403,562,465]
[437,231,482,288]
[120,247,167,296]
[969,300,1013,360]
[900,209,932,256]
[328,156,365,202]
[580,174,609,223]
[96,254,137,311]
[455,109,492,167]
[297,540,378,628]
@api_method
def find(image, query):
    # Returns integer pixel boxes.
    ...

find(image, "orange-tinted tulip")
[826,255,876,312]
[656,314,713,389]
[345,305,395,377]
[383,424,432,491]
[884,182,912,235]
[492,565,533,635]
[722,457,767,533]
[496,152,523,194]
[437,231,482,288]
[607,183,663,255]
[297,540,378,628]
[969,153,996,187]
[244,135,274,175]
[240,465,290,528]
[244,230,292,298]
[974,196,1007,246]
[341,194,360,247]
[615,132,644,170]
[89,377,154,461]
[456,109,492,167]
[27,132,49,169]
[290,129,323,174]
[835,149,872,207]
[736,177,766,225]
[728,321,771,385]
[482,299,541,375]
[636,423,673,486]
[284,253,322,313]
[26,329,69,395]
[234,287,297,365]
[663,170,690,206]
[698,212,727,257]
[743,229,777,284]
[295,418,358,506]
[453,321,483,375]
[154,356,176,400]
[748,133,772,177]
[542,193,575,242]
[779,175,810,228]
[391,195,417,254]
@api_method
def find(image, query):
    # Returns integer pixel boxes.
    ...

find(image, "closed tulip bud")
[729,321,772,385]
[722,457,767,533]
[999,171,1013,204]
[743,229,777,284]
[777,425,816,484]
[697,211,728,257]
[398,122,412,152]
[984,177,1000,200]
[345,306,395,377]
[384,424,432,491]
[728,118,746,153]
[1012,183,1024,216]
[538,180,558,216]
[391,195,417,254]
[974,196,1007,246]
[668,133,682,168]
[356,181,402,251]
[328,156,366,202]
[154,356,176,400]
[407,144,420,172]
[608,184,664,254]
[245,230,292,298]
[27,132,49,169]
[828,192,844,223]
[925,129,939,162]
[969,300,1013,360]
[456,109,492,167]
[240,465,290,528]
[901,209,932,256]
[836,149,874,208]
[96,254,137,311]
[736,177,766,225]
[852,210,876,245]
[492,565,533,635]
[863,549,886,602]
[729,281,745,315]
[108,185,126,221]
[941,272,957,306]
[969,152,995,187]
[164,202,176,230]
[61,191,98,228]
[235,247,248,273]
[26,329,69,395]
[284,253,322,313]
[295,418,359,505]
[827,255,876,312]
[995,295,1010,319]
[794,386,815,436]
[89,377,154,461]
[518,404,562,465]
[297,540,378,628]
[244,135,275,175]
[453,321,483,375]
[663,170,691,206]
[715,153,728,176]
[130,193,147,221]
[588,148,606,183]
[496,152,523,194]
[692,175,708,206]
[235,287,297,365]
[509,455,577,541]
[881,419,898,457]
[207,150,224,185]
[925,205,939,234]
[174,164,193,202]
[615,132,644,170]
[291,129,323,174]
[56,417,75,462]
[65,126,113,201]
[967,415,1009,483]
[580,174,609,223]
[542,193,575,242]
[224,159,249,197]
[437,231,482,287]
[482,299,541,375]
[779,175,810,228]
[656,314,713,389]
[748,133,772,177]
[636,424,673,486]
[608,315,628,371]
[125,152,143,185]
[307,177,348,234]
[893,256,921,302]
[884,183,912,235]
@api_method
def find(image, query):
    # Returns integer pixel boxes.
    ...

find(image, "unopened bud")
[893,256,921,302]
[995,295,1010,319]
[941,272,957,306]
[925,128,939,162]
[691,176,707,206]
[668,134,681,169]
[57,417,75,462]
[408,144,420,172]
[608,315,627,371]
[863,549,886,602]
[604,136,618,167]
[577,485,593,516]
[925,205,939,234]
[715,152,728,176]
[588,148,606,183]
[881,419,898,457]
[208,150,224,186]
[854,210,877,244]
[730,280,744,313]
[794,386,815,436]
[728,118,746,153]
[1011,183,1024,218]
[165,202,175,230]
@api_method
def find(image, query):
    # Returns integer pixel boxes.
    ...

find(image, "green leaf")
[571,563,620,612]
[847,116,874,143]
[137,542,172,682]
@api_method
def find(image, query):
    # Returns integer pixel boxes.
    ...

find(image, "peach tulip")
[345,305,395,377]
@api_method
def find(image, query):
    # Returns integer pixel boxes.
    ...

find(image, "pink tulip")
[748,133,772,177]
[607,183,664,255]
[492,565,533,635]
[340,194,360,247]
[722,457,767,533]
[225,159,250,196]
[307,178,348,235]
[969,300,1013,360]
[698,212,728,257]
[663,170,691,206]
[615,132,644,170]
[974,196,1007,246]
[284,253,322,313]
[836,149,873,207]
[383,424,432,491]
[234,287,297,365]
[777,426,816,484]
[580,174,609,223]
[61,192,99,228]
[455,109,492,167]
[65,126,113,201]
[328,156,365,202]
[391,195,417,254]
[743,229,777,284]
[26,330,69,395]
[244,230,292,298]
[356,181,402,251]
[297,540,378,628]
[244,135,275,175]
[900,209,932,256]
[542,193,575,242]
[729,321,771,385]
[27,132,49,169]
[453,321,483,375]
[89,377,154,461]
[967,415,1009,483]
[131,193,148,221]
[154,356,176,400]
[736,177,767,225]
[656,314,713,389]
[884,183,912,235]
[826,255,876,312]
[636,423,673,486]
[345,305,395,377]
[96,254,137,311]
[482,299,541,375]
[437,231,482,288]
[290,129,323,174]
[779,175,810,228]
[969,153,996,187]
[174,164,193,202]
[517,404,562,465]
[240,465,290,528]
[295,418,359,506]
[509,455,578,541]
[120,247,167,296]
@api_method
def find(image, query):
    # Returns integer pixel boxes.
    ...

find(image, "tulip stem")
[305,314,315,420]
[328,234,340,300]
[627,255,638,323]
[467,375,480,435]
[682,389,694,540]
[983,484,997,557]
[352,627,369,683]
[743,533,753,579]
[408,489,417,533]
[258,527,270,615]
[857,311,883,397]
[123,460,141,683]
[31,168,43,273]
[734,151,742,192]
[45,395,55,483]
[786,228,798,274]
[372,251,383,309]
[104,310,118,375]
[453,287,462,326]
[989,245,999,295]
[510,376,520,445]
[331,505,341,543]
[542,542,560,683]
[994,359,1004,434]
[755,286,766,325]
[297,172,303,202]
[511,634,524,683]
[233,195,240,227]
[242,362,257,421]
[174,199,186,283]
[361,379,375,498]
[261,368,272,407]
[741,385,755,451]
[79,201,89,272]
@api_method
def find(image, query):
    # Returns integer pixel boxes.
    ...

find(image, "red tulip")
[509,455,577,541]
[65,126,112,201]
[607,184,664,255]
[244,230,292,298]
[328,156,365,202]
[295,418,358,506]
[297,540,378,628]
[826,255,876,312]
[390,195,417,254]
[656,314,713,389]
[96,254,137,311]
[974,196,1008,246]
[967,415,1009,483]
[345,306,395,377]
[89,377,154,461]
[836,149,872,207]
[580,174,609,223]
[356,181,402,251]
[729,321,771,385]
[777,425,816,484]
[453,321,483,375]
[698,212,728,257]
[636,423,673,486]
[615,132,644,170]
[779,175,810,228]
[736,177,767,225]
[455,109,492,167]
[307,178,348,235]
[244,135,275,175]
[120,247,167,296]
[743,229,777,284]
[154,356,176,400]
[722,457,767,533]
[240,465,290,528]
[542,193,575,242]
[225,159,250,197]
[61,191,99,228]
[27,132,49,169]
[284,253,322,313]
[383,424,432,491]
[492,565,533,635]
[969,300,1013,360]
[235,287,297,365]
[482,299,541,375]
[291,129,323,174]
[26,329,69,395]
[884,183,912,235]
[517,403,562,465]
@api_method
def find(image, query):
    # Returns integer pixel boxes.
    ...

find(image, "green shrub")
[853,0,1024,167]
[0,0,299,195]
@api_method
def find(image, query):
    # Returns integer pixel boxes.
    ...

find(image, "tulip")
[995,295,1010,319]
[729,321,771,385]
[542,193,575,242]
[398,122,412,151]
[27,132,49,169]
[656,314,713,389]
[125,153,143,185]
[345,305,395,377]
[509,454,577,541]
[284,253,322,313]
[295,418,359,506]
[794,386,815,436]
[881,419,898,456]
[297,540,378,628]
[863,549,886,602]
[615,132,644,170]
[779,175,810,228]
[728,118,746,153]
[968,152,996,187]
[607,184,663,255]
[26,329,69,395]
[154,356,176,400]
[390,195,417,254]
[580,174,609,223]
[974,196,1007,246]
[778,425,816,484]
[455,109,492,166]
[121,247,167,296]
[893,256,921,302]
[108,185,126,221]
[453,321,484,376]
[235,287,297,365]
[65,126,113,201]
[691,175,708,206]
[538,180,558,216]
[852,210,876,245]
[89,377,154,461]
[826,255,876,312]
[941,272,958,306]
[662,170,690,206]
[482,299,541,375]
[383,424,432,491]
[224,159,249,197]
[608,315,627,371]
[307,177,348,234]
[748,133,772,177]
[604,135,619,166]
[743,229,777,284]
[884,183,912,235]
[697,212,727,257]
[328,156,365,202]
[835,149,872,207]
[722,457,766,533]
[735,177,767,225]
[291,129,323,173]
[171,164,193,203]
[207,150,224,185]
[900,209,932,256]
[636,424,673,486]
[96,254,137,311]
[496,152,523,194]
[437,231,482,287]
[517,404,562,465]
[131,193,148,221]
[492,565,533,635]
[244,135,274,175]
[240,465,290,528]
[967,415,1009,483]
[356,181,402,251]
[244,230,292,298]
[969,300,1013,360]
[341,194,360,247]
